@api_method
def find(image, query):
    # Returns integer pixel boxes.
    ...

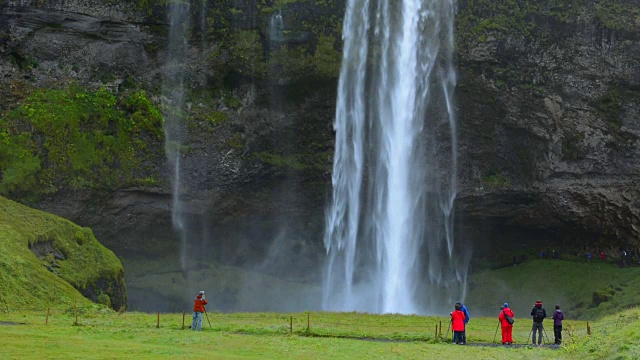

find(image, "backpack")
[534,308,545,322]
[503,310,514,325]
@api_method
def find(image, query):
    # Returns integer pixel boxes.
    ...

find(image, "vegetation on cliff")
[0,196,127,310]
[0,86,163,200]
[457,0,639,43]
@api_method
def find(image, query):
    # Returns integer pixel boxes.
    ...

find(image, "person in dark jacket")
[498,303,514,345]
[552,304,564,344]
[458,302,470,345]
[451,303,466,344]
[530,300,547,345]
[191,290,208,331]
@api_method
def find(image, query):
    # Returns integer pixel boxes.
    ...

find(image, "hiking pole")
[493,321,500,343]
[203,307,212,328]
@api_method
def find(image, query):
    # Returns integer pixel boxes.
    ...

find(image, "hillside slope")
[0,196,126,310]
[466,259,640,320]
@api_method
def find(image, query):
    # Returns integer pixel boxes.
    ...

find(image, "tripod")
[203,308,212,328]
[529,324,549,345]
[493,321,500,343]
[542,327,551,344]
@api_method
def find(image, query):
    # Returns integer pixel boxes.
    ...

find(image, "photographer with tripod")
[530,300,547,345]
[191,290,208,331]
[498,303,514,345]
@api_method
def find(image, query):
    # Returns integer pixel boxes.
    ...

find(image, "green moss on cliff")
[0,196,126,310]
[222,31,341,83]
[593,87,640,149]
[457,0,581,43]
[254,151,330,171]
[481,172,512,187]
[0,86,163,198]
[594,1,640,32]
[457,0,640,45]
[205,0,342,89]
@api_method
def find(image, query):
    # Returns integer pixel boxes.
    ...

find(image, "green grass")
[3,306,638,359]
[0,196,125,310]
[466,259,640,320]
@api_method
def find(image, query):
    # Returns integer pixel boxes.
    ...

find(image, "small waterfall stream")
[269,10,284,46]
[323,0,467,314]
[162,1,191,274]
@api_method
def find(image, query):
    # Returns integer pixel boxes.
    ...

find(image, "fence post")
[45,307,50,325]
[74,305,78,325]
[157,312,160,328]
[290,316,293,335]
[307,313,310,336]
[435,324,438,338]
[587,321,591,336]
[439,321,442,337]
[182,311,185,330]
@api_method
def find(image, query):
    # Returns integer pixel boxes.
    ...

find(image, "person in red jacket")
[499,302,515,345]
[191,290,208,331]
[450,303,466,344]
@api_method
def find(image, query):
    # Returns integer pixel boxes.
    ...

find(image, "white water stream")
[162,1,190,273]
[323,0,466,314]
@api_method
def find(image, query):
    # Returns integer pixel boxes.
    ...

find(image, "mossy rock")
[592,285,617,308]
[0,196,127,311]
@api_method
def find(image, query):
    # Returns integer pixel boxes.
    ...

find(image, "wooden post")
[439,321,442,337]
[45,307,50,325]
[587,321,591,336]
[157,312,160,328]
[182,311,185,330]
[307,313,310,335]
[290,316,293,334]
[435,324,438,338]
[74,306,78,325]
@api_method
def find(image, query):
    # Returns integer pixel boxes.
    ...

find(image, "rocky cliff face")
[1,0,639,309]
[454,0,640,256]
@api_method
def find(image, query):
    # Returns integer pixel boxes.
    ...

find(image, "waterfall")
[322,0,467,314]
[162,1,191,273]
[268,10,284,48]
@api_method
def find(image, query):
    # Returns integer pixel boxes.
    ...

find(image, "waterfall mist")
[322,0,469,315]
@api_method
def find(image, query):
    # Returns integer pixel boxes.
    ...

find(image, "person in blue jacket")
[456,302,470,344]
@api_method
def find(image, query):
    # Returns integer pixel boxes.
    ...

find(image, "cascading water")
[268,10,284,48]
[322,0,467,314]
[162,1,191,273]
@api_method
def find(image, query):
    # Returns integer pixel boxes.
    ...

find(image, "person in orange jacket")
[450,303,466,344]
[499,303,515,345]
[191,290,208,331]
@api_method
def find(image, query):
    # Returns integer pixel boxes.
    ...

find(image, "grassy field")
[1,306,638,359]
